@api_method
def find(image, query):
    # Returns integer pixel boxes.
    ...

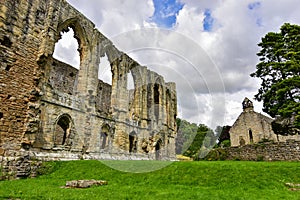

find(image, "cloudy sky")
[54,0,300,129]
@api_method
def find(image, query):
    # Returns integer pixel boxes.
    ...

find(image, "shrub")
[256,155,264,161]
[199,148,229,161]
[221,140,231,147]
[36,162,57,176]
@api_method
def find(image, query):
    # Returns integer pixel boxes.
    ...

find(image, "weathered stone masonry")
[225,141,300,161]
[0,0,177,171]
[206,141,300,161]
[230,98,300,147]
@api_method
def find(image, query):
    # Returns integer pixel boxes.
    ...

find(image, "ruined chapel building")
[229,98,300,147]
[0,0,177,160]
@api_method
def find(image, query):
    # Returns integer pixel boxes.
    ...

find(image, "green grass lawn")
[0,160,299,200]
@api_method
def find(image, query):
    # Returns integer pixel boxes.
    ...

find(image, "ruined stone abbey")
[0,0,177,161]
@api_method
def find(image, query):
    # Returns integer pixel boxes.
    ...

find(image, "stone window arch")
[127,66,143,125]
[100,124,111,150]
[155,139,162,160]
[54,114,74,146]
[53,27,80,68]
[55,18,88,58]
[49,17,91,95]
[49,18,89,94]
[53,17,88,68]
[129,131,137,153]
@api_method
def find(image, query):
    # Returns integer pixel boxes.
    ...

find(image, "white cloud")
[62,0,300,128]
[68,0,155,36]
[98,53,112,84]
[53,28,80,69]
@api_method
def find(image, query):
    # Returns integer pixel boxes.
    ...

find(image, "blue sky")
[151,0,184,28]
[203,9,214,31]
[151,0,214,31]
[248,1,261,10]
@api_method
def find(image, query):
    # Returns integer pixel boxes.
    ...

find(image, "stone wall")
[95,80,112,115]
[48,58,79,95]
[0,0,177,165]
[0,0,45,150]
[225,141,300,161]
[229,98,300,147]
[230,110,276,146]
[0,151,43,180]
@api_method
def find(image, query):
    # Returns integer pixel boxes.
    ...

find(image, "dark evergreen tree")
[217,125,231,146]
[251,23,300,131]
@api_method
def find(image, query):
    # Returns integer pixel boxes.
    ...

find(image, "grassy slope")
[0,160,299,200]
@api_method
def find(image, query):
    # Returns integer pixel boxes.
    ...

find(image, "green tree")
[251,23,300,130]
[175,118,198,154]
[183,124,215,159]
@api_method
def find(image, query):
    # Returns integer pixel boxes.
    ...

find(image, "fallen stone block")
[62,180,108,188]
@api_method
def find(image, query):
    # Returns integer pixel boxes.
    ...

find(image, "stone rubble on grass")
[285,183,300,191]
[62,180,108,188]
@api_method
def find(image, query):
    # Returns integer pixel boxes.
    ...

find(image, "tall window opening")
[154,84,160,122]
[98,54,112,84]
[166,89,171,126]
[53,27,80,69]
[100,124,110,150]
[127,73,134,90]
[101,132,108,149]
[127,72,135,115]
[155,140,161,160]
[249,129,253,143]
[129,131,137,153]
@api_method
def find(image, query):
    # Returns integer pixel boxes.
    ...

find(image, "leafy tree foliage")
[175,118,198,154]
[175,119,216,159]
[251,23,300,129]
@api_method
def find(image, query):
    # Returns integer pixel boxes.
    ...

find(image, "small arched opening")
[100,124,111,150]
[129,131,137,153]
[155,139,162,160]
[239,136,245,146]
[54,114,72,146]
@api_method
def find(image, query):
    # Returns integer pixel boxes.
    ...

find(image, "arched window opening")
[249,129,253,143]
[154,84,160,122]
[98,54,112,85]
[127,72,134,90]
[239,136,245,146]
[101,132,108,149]
[100,124,110,150]
[129,132,137,153]
[155,140,161,160]
[128,72,135,114]
[53,27,80,69]
[166,89,171,126]
[54,115,71,146]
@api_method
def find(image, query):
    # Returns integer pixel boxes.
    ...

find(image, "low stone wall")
[0,151,42,180]
[225,141,300,161]
[0,149,177,180]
